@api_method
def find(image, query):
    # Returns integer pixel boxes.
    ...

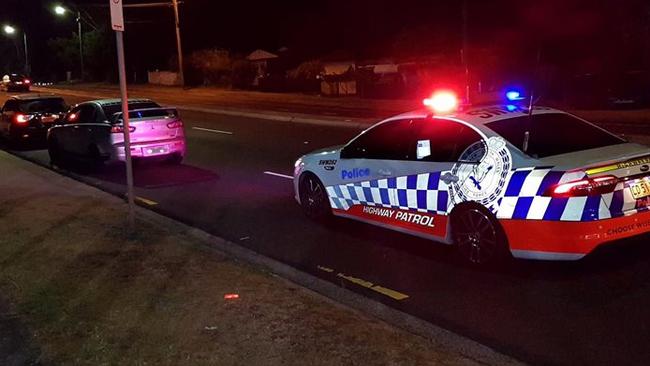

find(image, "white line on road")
[263,171,293,180]
[192,127,234,135]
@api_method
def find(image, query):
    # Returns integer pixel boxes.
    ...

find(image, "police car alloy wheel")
[299,173,331,219]
[452,205,508,265]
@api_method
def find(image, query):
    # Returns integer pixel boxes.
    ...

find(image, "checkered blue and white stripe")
[327,171,450,214]
[495,167,647,221]
[328,167,645,222]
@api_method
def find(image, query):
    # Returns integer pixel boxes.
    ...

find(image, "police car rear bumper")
[502,209,650,260]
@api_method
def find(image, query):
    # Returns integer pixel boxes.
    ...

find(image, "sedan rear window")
[18,98,67,113]
[102,102,161,121]
[486,113,625,158]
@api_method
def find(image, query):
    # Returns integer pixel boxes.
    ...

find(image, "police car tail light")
[423,91,459,114]
[548,175,618,197]
[14,113,33,124]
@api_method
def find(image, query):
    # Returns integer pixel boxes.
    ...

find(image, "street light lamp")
[54,5,66,15]
[2,24,29,75]
[53,4,86,80]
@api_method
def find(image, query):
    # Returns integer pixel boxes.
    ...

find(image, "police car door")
[396,118,486,241]
[335,119,417,222]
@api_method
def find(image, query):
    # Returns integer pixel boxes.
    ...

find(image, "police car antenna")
[523,46,543,154]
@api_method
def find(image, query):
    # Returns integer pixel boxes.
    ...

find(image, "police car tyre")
[451,203,510,265]
[299,172,331,220]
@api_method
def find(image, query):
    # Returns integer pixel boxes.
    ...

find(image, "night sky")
[1,0,648,80]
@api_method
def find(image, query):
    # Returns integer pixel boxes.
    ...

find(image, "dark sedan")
[0,94,67,146]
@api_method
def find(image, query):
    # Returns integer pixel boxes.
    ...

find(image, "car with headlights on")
[47,98,186,165]
[2,74,31,92]
[0,94,67,145]
[294,90,650,265]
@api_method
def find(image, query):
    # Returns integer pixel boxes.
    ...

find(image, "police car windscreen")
[486,113,625,158]
[18,98,67,113]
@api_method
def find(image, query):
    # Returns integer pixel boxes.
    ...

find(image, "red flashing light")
[423,91,459,114]
[224,293,239,300]
[548,175,618,197]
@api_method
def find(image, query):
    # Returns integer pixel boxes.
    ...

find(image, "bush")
[187,49,232,86]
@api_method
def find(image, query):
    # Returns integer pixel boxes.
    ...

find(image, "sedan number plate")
[143,145,169,156]
[630,180,650,199]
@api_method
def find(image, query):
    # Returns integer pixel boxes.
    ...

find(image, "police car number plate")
[630,180,650,199]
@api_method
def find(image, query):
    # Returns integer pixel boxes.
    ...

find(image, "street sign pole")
[110,0,135,230]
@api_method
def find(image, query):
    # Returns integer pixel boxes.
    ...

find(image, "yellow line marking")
[135,196,158,206]
[370,285,410,301]
[317,265,334,273]
[334,271,410,301]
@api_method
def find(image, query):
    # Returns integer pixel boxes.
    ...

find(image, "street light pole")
[23,31,30,75]
[172,0,184,86]
[77,10,84,80]
[3,25,29,75]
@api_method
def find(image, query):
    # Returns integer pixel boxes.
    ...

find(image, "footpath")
[0,150,522,365]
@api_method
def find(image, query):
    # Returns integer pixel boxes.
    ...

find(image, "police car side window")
[412,119,482,162]
[341,119,414,160]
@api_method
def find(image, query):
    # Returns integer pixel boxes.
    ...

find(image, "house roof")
[246,49,279,61]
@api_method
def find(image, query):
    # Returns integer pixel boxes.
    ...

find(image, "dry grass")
[0,172,476,365]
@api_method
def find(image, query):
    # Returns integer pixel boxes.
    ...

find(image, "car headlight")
[294,157,304,168]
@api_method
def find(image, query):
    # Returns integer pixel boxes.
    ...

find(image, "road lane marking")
[317,265,334,273]
[263,171,293,180]
[135,196,158,206]
[320,265,409,301]
[192,127,234,135]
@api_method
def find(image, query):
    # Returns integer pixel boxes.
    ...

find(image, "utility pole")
[110,0,135,230]
[461,0,470,102]
[22,32,29,75]
[172,0,184,86]
[77,11,84,80]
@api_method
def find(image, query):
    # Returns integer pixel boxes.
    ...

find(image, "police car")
[293,90,650,264]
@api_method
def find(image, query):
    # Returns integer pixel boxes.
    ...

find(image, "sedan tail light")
[111,125,136,133]
[546,175,618,197]
[166,120,183,129]
[14,113,33,124]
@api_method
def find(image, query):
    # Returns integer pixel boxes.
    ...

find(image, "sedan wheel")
[452,207,508,265]
[299,173,331,220]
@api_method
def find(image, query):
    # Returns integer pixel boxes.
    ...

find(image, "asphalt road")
[4,93,650,366]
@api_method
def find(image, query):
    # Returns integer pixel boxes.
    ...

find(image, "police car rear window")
[486,113,625,158]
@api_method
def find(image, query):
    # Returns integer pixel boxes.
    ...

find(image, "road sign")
[110,0,124,31]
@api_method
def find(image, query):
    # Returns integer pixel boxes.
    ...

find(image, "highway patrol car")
[293,91,650,264]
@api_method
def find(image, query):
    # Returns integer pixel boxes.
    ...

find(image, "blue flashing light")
[506,104,518,112]
[506,90,524,101]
